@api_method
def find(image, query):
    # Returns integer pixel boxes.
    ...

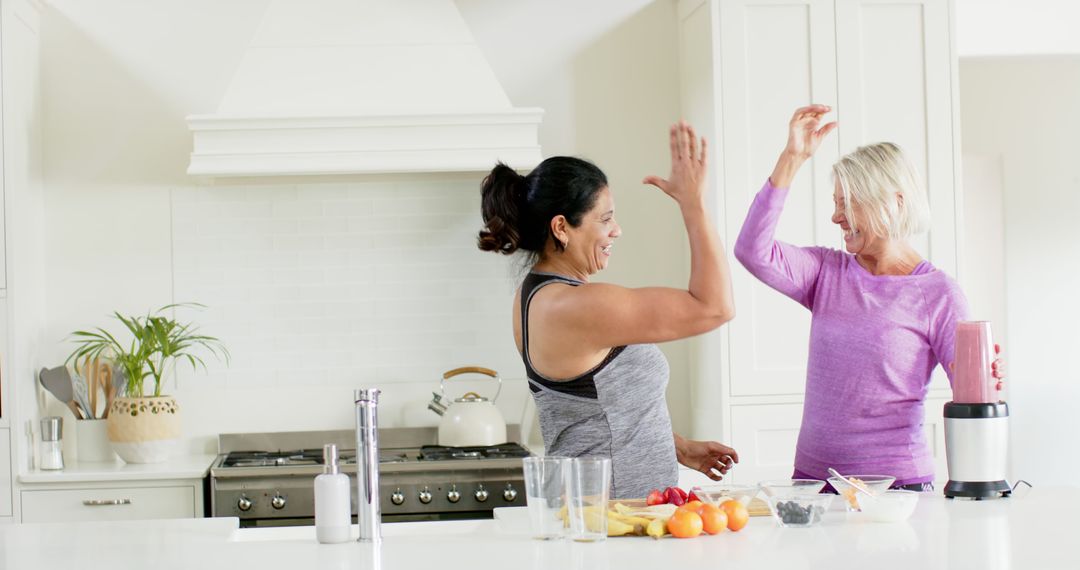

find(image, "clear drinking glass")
[522,456,570,540]
[566,457,611,542]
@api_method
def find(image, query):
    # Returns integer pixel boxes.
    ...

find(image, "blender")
[943,321,1011,499]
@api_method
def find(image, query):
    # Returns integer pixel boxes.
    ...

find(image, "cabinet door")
[718,0,841,398]
[728,404,802,484]
[0,429,10,517]
[835,0,958,394]
[20,485,196,523]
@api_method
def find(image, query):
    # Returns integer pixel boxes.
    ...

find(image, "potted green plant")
[66,303,228,464]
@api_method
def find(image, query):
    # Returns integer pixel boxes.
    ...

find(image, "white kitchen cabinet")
[726,403,803,484]
[20,480,202,524]
[679,0,962,476]
[1,428,11,517]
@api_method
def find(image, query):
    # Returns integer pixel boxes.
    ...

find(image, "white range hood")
[186,0,543,178]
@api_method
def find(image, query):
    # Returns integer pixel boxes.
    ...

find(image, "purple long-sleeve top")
[734,180,969,484]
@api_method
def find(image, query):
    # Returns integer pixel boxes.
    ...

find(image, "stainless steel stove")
[208,427,530,527]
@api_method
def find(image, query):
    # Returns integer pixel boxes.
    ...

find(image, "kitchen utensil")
[85,359,98,419]
[70,371,93,420]
[953,321,1001,404]
[38,367,83,420]
[566,457,611,542]
[523,456,570,540]
[944,320,1012,499]
[100,362,115,419]
[428,366,508,447]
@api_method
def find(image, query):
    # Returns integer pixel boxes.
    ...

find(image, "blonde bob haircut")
[832,142,931,240]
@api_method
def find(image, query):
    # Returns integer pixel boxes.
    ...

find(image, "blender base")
[944,479,1012,499]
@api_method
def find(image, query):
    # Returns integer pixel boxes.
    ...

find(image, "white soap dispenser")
[315,443,352,543]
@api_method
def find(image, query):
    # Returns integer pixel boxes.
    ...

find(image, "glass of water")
[566,457,611,542]
[522,456,570,540]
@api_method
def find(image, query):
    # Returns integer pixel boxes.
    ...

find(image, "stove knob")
[237,496,253,512]
[447,486,461,503]
[503,484,518,502]
[391,489,405,505]
[418,488,433,504]
[474,485,489,503]
[271,495,287,510]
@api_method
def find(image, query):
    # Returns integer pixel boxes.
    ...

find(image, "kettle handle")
[440,366,502,402]
[443,366,497,379]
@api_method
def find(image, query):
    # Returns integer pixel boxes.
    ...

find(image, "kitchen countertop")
[1,486,1076,569]
[17,454,218,484]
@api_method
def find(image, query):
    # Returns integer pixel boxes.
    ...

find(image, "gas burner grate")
[418,442,531,461]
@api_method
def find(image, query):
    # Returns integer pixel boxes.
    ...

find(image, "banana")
[556,505,659,537]
[646,517,668,539]
[607,518,637,537]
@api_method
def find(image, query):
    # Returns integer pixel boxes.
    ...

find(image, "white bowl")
[857,489,919,522]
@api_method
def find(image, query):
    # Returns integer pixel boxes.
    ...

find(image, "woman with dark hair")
[478,122,738,499]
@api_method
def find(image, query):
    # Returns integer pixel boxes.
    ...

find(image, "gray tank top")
[521,271,679,499]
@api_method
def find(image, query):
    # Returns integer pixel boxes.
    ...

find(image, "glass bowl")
[758,479,833,528]
[827,474,896,511]
[691,484,761,508]
[856,489,919,522]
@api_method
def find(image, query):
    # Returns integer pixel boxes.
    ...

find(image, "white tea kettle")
[427,366,508,447]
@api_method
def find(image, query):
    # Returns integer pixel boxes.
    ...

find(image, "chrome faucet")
[354,388,381,542]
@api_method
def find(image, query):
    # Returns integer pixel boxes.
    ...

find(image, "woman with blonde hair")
[735,105,1004,491]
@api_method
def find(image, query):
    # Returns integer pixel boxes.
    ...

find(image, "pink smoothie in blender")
[952,321,1001,404]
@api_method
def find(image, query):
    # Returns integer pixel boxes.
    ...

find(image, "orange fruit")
[720,499,749,532]
[681,500,705,514]
[666,508,704,538]
[700,503,728,535]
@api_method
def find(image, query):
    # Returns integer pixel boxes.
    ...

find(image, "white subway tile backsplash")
[273,201,321,218]
[172,178,520,389]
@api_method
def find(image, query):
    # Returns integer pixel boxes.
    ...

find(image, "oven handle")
[83,498,133,506]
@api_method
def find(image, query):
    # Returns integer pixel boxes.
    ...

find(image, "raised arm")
[553,122,734,349]
[734,105,837,308]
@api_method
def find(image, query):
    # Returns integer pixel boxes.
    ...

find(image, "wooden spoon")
[86,359,98,420]
[100,362,114,419]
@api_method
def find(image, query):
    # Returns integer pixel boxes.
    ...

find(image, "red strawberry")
[646,489,666,506]
[687,489,702,503]
[673,486,689,501]
[664,486,686,506]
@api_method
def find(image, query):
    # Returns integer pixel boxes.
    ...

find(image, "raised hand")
[784,104,837,160]
[643,121,708,208]
[770,104,838,188]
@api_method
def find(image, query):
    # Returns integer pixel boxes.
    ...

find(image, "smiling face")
[831,179,878,255]
[561,186,621,274]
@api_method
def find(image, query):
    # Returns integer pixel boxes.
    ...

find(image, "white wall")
[960,56,1080,486]
[956,0,1080,56]
[35,0,691,455]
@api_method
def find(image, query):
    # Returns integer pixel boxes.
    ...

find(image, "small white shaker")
[315,443,352,543]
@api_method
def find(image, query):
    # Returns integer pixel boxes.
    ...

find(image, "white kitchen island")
[1,487,1075,570]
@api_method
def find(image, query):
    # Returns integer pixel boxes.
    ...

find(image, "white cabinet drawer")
[21,485,195,523]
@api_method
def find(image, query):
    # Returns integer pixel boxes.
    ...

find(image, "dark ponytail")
[478,157,608,260]
[478,163,527,254]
